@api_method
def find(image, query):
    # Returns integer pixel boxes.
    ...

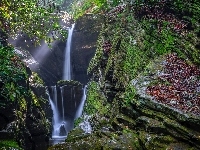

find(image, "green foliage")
[0,45,51,147]
[0,0,67,46]
[86,1,199,108]
[122,84,137,106]
[85,81,108,115]
[134,2,198,73]
[74,117,84,127]
[31,91,40,106]
[0,46,28,102]
[171,1,200,23]
[0,140,22,150]
[70,0,93,20]
[87,29,104,74]
[30,72,44,86]
[70,0,121,20]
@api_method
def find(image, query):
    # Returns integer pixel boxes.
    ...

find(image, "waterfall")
[63,23,75,80]
[47,23,91,143]
[46,89,60,137]
[52,86,58,112]
[48,85,87,138]
[75,85,87,119]
[60,86,65,121]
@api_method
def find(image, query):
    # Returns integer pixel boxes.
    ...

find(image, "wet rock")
[59,124,67,136]
[49,126,141,150]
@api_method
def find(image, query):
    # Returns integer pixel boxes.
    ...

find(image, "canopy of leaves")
[70,0,121,20]
[0,0,68,46]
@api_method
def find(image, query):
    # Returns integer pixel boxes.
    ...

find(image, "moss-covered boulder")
[124,54,200,149]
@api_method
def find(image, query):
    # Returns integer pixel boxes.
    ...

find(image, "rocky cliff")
[71,14,101,85]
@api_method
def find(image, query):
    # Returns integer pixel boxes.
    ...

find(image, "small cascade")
[52,86,58,112]
[75,85,87,119]
[60,86,65,121]
[46,89,61,137]
[48,86,67,138]
[47,84,88,136]
[63,23,75,80]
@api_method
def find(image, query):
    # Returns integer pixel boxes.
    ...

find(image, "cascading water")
[46,89,60,137]
[48,85,89,145]
[63,23,75,80]
[75,85,92,134]
[60,86,65,121]
[48,23,90,145]
[52,86,58,112]
[75,85,87,119]
[50,86,67,138]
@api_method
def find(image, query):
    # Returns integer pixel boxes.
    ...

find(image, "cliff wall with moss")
[49,1,200,150]
[0,46,52,150]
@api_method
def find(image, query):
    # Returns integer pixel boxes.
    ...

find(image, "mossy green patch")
[0,140,22,150]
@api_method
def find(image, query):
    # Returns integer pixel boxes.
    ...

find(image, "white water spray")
[75,85,87,119]
[63,23,75,80]
[60,86,65,121]
[52,86,57,111]
[46,89,60,136]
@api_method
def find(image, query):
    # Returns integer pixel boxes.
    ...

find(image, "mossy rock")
[49,129,141,150]
[135,116,167,135]
[57,80,82,87]
[166,143,197,150]
[138,130,183,150]
[65,127,88,143]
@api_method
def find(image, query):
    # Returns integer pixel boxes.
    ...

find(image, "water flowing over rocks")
[47,80,85,141]
[48,80,83,121]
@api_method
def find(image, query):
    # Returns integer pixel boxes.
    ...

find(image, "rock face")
[124,55,200,149]
[48,1,200,149]
[71,14,101,85]
[25,84,52,150]
[8,14,100,86]
[59,124,67,136]
[0,65,52,150]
